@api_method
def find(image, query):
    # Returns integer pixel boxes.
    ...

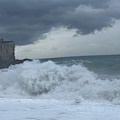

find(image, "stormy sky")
[0,0,120,59]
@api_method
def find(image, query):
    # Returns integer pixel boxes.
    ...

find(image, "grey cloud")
[0,0,120,45]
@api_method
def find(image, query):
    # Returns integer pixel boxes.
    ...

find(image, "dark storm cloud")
[0,0,120,45]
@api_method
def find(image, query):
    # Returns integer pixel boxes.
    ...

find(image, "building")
[0,38,15,63]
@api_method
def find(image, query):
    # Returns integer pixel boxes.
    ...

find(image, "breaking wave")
[0,60,120,104]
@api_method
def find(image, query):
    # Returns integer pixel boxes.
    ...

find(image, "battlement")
[0,38,15,64]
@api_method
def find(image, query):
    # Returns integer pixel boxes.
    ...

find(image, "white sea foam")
[0,60,120,104]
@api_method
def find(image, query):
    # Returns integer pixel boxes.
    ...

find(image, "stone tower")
[0,38,15,65]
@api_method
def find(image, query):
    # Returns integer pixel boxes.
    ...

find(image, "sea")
[0,54,120,104]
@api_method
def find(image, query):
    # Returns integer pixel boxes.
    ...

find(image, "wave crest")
[0,60,120,104]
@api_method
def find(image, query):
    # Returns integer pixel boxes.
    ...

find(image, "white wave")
[0,60,120,104]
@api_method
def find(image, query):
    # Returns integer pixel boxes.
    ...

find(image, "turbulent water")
[0,55,120,104]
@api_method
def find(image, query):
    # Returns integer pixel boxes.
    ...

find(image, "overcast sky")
[0,0,120,59]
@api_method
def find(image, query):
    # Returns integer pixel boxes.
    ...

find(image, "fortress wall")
[0,42,15,62]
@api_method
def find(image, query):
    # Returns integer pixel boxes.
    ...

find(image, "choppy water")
[0,55,120,104]
[41,54,120,77]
